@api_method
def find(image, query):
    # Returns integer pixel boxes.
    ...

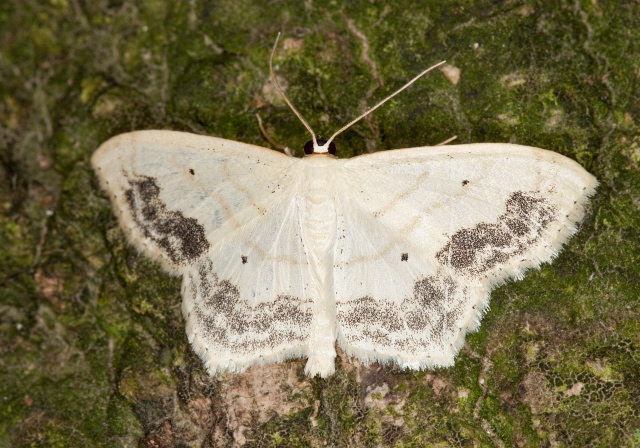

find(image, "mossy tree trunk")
[1,1,639,447]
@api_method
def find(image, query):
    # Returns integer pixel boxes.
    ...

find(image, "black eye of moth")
[304,140,314,155]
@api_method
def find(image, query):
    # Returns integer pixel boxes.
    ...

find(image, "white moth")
[92,36,597,378]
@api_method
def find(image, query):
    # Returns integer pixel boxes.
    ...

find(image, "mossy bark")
[1,1,639,447]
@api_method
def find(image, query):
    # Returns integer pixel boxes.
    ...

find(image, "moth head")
[304,137,337,156]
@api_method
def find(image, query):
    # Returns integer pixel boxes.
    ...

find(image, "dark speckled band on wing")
[124,175,210,266]
[337,271,469,356]
[184,258,314,366]
[436,190,557,276]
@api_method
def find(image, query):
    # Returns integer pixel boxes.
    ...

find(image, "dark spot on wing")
[436,190,557,276]
[462,180,469,186]
[241,255,248,264]
[401,253,409,262]
[125,175,210,266]
[189,168,195,175]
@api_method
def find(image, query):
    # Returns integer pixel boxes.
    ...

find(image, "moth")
[92,36,597,377]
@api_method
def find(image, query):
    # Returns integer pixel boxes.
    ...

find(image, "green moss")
[2,0,640,446]
[251,407,316,448]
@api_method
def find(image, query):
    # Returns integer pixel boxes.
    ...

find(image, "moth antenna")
[270,33,318,148]
[325,60,447,147]
[435,135,458,146]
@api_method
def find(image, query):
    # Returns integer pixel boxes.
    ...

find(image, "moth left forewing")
[94,130,317,374]
[92,130,296,275]
[335,143,597,368]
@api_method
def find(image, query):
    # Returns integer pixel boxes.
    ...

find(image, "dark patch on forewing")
[186,259,312,355]
[436,190,557,276]
[125,175,210,266]
[337,273,466,354]
[401,253,408,262]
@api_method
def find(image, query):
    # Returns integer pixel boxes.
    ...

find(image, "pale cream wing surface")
[92,130,316,374]
[92,130,298,274]
[334,143,598,368]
